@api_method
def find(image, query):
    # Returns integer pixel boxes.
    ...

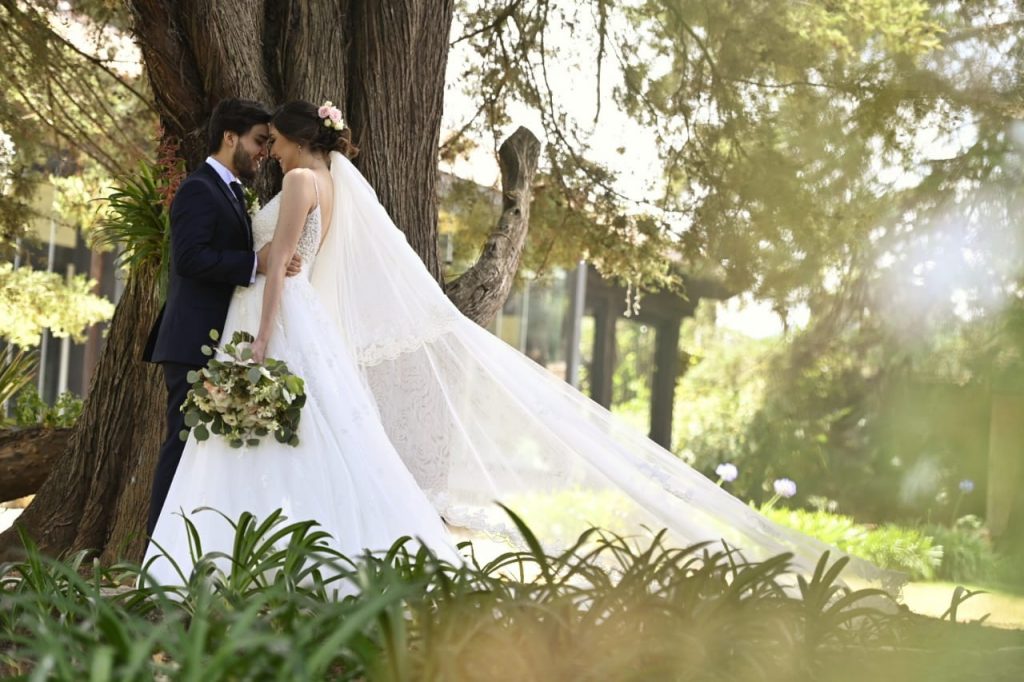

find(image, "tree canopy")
[5,0,1023,313]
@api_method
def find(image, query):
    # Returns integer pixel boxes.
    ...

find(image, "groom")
[142,98,301,537]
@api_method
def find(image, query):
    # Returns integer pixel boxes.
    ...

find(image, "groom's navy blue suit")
[143,160,256,536]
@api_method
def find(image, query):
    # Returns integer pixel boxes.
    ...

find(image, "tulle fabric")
[312,152,905,591]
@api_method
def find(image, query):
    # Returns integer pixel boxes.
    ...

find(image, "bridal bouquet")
[180,330,306,448]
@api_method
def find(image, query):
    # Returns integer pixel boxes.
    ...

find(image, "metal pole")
[4,239,23,417]
[37,218,58,398]
[518,278,531,352]
[565,260,587,388]
[57,263,74,395]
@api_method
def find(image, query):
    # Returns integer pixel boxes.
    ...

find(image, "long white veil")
[312,152,900,590]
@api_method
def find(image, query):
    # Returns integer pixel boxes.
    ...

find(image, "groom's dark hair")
[207,98,272,154]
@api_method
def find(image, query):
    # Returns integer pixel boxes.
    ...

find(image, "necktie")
[229,181,246,209]
[229,180,252,249]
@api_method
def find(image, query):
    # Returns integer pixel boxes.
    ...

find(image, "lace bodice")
[251,193,322,267]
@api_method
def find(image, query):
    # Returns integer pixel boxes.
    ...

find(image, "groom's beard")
[233,146,258,182]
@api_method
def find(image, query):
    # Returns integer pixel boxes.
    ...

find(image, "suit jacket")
[143,162,255,366]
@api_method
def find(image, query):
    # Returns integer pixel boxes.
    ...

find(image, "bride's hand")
[250,337,269,364]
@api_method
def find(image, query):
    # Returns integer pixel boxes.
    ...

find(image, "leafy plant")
[1,506,913,681]
[11,384,83,428]
[0,264,114,348]
[762,507,943,580]
[924,517,999,584]
[92,160,174,299]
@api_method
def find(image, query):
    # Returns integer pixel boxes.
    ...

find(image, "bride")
[143,101,459,580]
[145,100,896,590]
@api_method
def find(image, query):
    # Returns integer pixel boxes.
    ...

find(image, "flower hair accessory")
[317,100,344,130]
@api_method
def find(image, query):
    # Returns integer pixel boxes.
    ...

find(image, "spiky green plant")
[0,348,36,408]
[91,161,173,300]
[3,508,1020,681]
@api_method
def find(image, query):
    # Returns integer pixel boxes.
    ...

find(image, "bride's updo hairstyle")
[272,100,359,159]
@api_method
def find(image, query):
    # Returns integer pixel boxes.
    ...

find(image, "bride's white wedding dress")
[143,179,459,584]
[146,151,899,592]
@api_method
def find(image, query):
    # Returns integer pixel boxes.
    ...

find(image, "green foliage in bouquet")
[180,330,306,448]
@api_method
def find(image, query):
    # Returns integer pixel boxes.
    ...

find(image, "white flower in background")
[715,463,738,483]
[772,478,797,499]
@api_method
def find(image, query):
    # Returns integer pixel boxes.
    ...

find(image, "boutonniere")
[243,186,261,218]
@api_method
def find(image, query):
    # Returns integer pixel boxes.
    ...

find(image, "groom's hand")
[257,244,303,277]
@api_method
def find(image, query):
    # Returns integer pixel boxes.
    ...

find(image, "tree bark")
[0,427,70,503]
[81,247,105,388]
[2,0,535,563]
[446,126,541,325]
[345,1,455,281]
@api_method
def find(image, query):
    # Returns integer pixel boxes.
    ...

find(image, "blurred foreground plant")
[1,506,1018,681]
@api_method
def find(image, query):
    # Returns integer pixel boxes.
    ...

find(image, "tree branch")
[450,0,523,47]
[3,0,158,117]
[447,126,541,325]
[0,427,70,503]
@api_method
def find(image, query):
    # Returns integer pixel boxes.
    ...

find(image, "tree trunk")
[0,427,70,503]
[0,264,164,563]
[2,0,534,563]
[446,126,541,325]
[345,1,455,281]
[81,247,105,388]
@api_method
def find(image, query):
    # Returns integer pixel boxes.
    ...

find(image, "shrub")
[761,507,943,580]
[923,516,999,584]
[11,384,83,428]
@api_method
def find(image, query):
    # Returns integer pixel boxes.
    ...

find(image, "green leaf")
[194,424,209,441]
[178,428,189,442]
[209,328,220,342]
[183,411,200,428]
[200,344,213,357]
[186,370,201,384]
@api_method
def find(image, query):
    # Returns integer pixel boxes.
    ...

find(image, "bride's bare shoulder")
[280,168,317,204]
[282,167,316,188]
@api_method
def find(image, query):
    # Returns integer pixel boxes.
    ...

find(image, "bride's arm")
[251,169,316,362]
